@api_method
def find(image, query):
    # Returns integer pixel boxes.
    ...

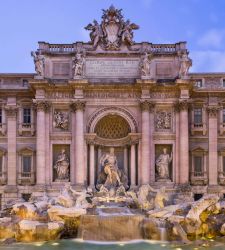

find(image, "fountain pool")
[1,239,225,250]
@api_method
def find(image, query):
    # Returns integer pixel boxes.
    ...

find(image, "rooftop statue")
[85,5,139,50]
[31,51,45,77]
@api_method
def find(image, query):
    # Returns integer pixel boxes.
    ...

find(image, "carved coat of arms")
[85,5,139,50]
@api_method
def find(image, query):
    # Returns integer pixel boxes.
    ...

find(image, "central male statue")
[97,147,128,190]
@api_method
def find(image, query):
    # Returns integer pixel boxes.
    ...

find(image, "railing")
[150,44,176,53]
[18,123,35,136]
[17,172,35,185]
[38,41,186,54]
[21,172,32,178]
[192,171,204,177]
[193,123,203,128]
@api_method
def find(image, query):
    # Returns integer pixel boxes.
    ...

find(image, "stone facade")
[0,5,225,207]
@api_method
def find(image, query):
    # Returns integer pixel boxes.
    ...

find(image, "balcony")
[0,172,7,185]
[0,123,6,136]
[190,171,208,185]
[17,172,35,185]
[18,123,35,136]
[191,123,207,136]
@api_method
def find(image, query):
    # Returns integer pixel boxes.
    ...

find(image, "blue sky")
[0,0,225,73]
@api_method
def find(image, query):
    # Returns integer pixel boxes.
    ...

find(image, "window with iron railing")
[194,108,202,125]
[194,156,203,176]
[23,108,31,124]
[22,155,31,177]
[0,156,2,177]
[222,156,225,175]
[0,109,2,124]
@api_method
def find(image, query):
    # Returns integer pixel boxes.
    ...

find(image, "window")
[222,79,225,88]
[0,156,2,176]
[22,79,28,87]
[22,156,31,173]
[22,193,31,202]
[223,109,225,123]
[195,79,203,88]
[194,156,203,175]
[223,156,225,174]
[194,108,202,124]
[0,109,2,124]
[23,108,31,124]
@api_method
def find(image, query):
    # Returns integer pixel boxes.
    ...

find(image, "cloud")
[140,0,154,8]
[197,29,225,48]
[190,50,225,72]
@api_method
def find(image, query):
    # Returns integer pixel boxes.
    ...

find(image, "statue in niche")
[140,53,152,77]
[97,147,128,190]
[72,53,85,78]
[54,149,70,180]
[31,51,45,77]
[156,111,171,130]
[85,20,103,48]
[155,148,172,180]
[53,110,69,130]
[179,53,192,78]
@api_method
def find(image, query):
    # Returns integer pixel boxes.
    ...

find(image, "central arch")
[86,107,139,187]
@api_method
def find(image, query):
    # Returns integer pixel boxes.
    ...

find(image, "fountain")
[0,148,225,247]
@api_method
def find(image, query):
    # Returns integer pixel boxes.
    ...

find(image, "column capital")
[174,100,190,112]
[140,100,155,112]
[207,106,219,118]
[70,100,86,112]
[4,105,18,117]
[33,100,51,112]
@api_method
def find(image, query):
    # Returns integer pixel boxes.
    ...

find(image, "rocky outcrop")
[47,205,86,222]
[16,220,64,242]
[0,217,16,239]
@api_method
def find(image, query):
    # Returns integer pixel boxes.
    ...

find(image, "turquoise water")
[1,239,225,250]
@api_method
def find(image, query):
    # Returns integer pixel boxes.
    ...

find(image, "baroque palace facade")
[0,5,225,207]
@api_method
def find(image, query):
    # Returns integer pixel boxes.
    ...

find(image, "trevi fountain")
[1,5,225,250]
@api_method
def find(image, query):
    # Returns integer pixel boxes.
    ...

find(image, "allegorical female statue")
[54,149,70,180]
[31,51,45,77]
[155,148,172,180]
[97,147,128,190]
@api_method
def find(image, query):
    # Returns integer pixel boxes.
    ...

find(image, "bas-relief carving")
[72,53,85,78]
[155,146,172,181]
[53,148,70,181]
[31,51,45,77]
[155,111,172,130]
[53,110,69,130]
[85,5,139,50]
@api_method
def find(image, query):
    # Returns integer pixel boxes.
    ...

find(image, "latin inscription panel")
[85,58,140,78]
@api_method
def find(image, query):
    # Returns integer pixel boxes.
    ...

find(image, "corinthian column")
[140,100,154,184]
[34,101,50,186]
[207,106,219,185]
[178,100,189,184]
[71,100,86,185]
[5,106,18,187]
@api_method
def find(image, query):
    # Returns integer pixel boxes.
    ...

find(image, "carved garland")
[140,100,155,112]
[33,101,51,112]
[207,106,219,118]
[4,106,18,117]
[70,100,86,112]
